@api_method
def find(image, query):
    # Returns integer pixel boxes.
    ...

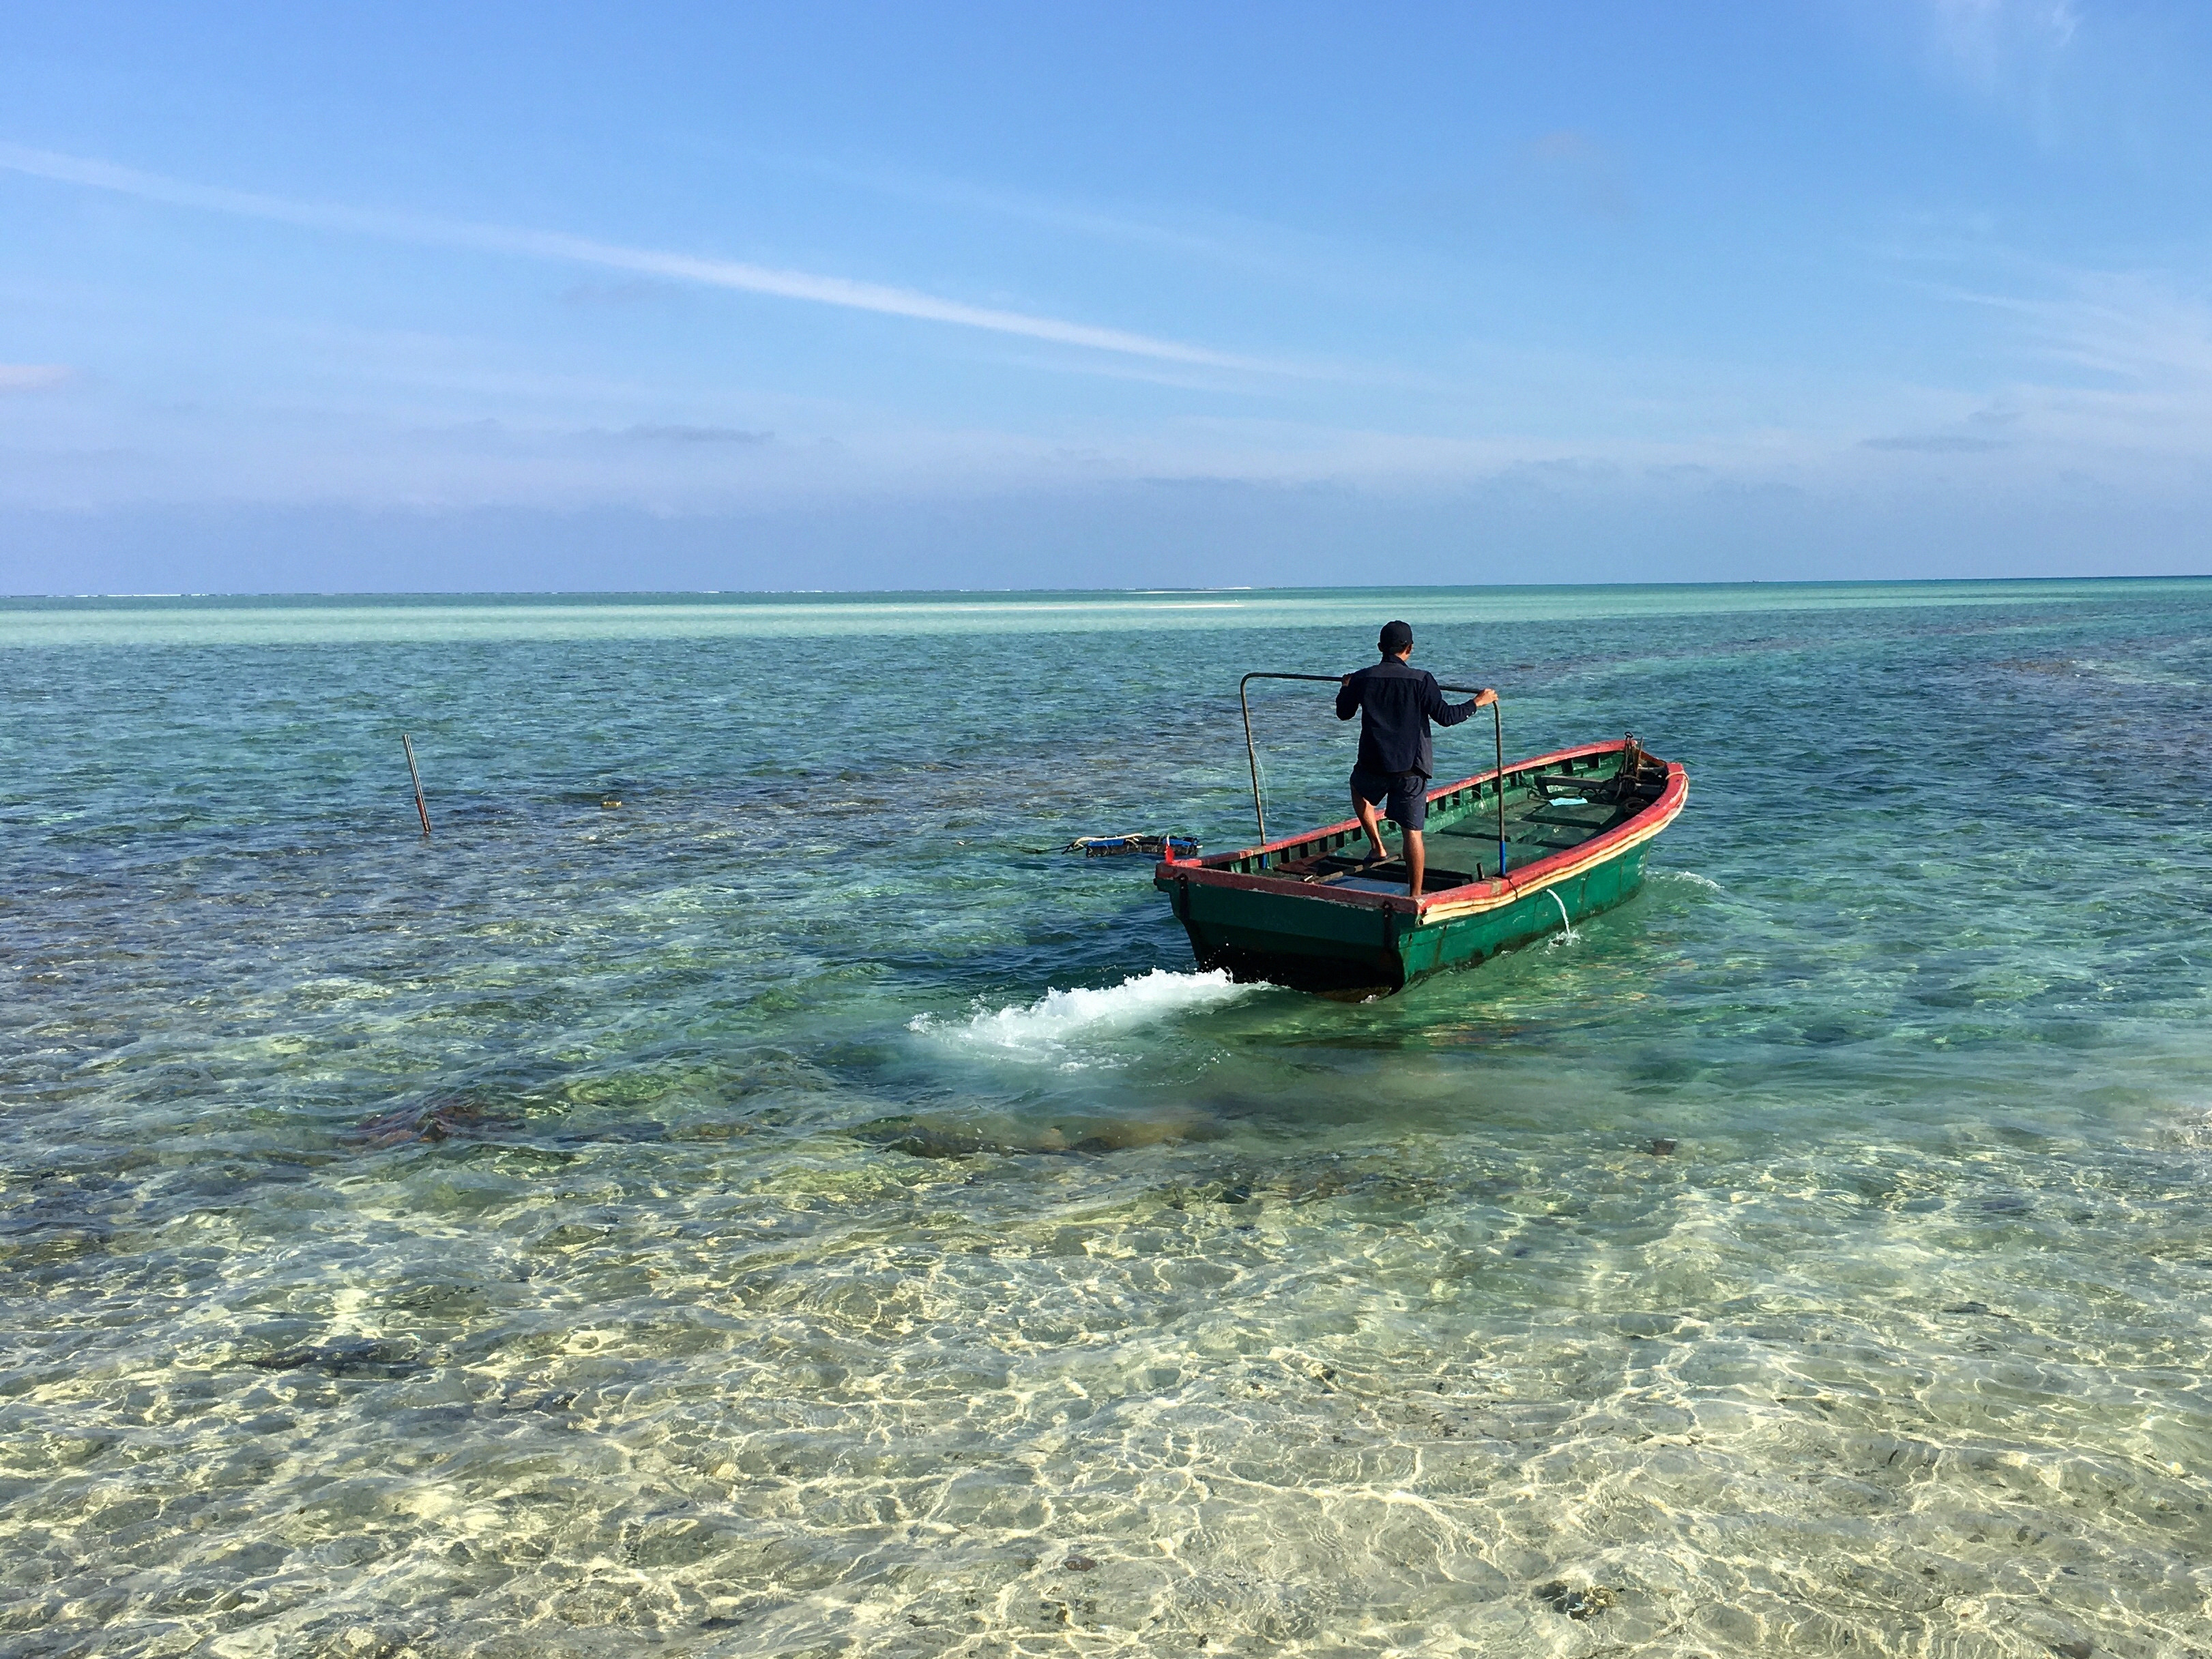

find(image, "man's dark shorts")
[1351,767,1428,831]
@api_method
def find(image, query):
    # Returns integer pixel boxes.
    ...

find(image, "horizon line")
[4,573,2204,604]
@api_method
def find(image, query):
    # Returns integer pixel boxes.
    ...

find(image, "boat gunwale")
[1154,739,1689,922]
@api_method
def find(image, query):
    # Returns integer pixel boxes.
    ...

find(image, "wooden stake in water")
[401,735,432,838]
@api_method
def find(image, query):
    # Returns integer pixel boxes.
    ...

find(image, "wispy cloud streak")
[0,143,1275,372]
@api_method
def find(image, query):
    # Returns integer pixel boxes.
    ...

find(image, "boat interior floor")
[1266,792,1642,894]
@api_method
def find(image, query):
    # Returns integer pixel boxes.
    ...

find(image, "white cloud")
[1924,0,2079,93]
[1930,0,2079,55]
[1934,268,2212,460]
[0,143,1281,374]
[0,364,71,392]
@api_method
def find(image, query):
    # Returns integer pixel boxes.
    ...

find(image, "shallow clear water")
[4,581,2211,1658]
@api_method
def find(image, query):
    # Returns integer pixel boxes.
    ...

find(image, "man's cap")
[1378,619,1414,653]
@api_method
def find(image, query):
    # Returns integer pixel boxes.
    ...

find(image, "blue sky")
[5,1,2211,591]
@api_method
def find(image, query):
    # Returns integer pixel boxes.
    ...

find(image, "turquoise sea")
[4,581,2211,1658]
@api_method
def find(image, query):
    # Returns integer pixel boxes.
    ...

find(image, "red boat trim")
[1154,739,1689,924]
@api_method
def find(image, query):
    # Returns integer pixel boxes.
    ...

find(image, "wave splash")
[909,969,1252,1066]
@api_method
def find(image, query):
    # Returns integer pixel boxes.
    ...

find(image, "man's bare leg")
[1405,829,1427,898]
[1352,795,1389,862]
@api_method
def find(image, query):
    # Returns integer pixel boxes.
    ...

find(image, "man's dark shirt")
[1335,658,1479,779]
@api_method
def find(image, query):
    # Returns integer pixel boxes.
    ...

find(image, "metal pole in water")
[1492,701,1507,876]
[1239,675,1268,845]
[401,735,432,838]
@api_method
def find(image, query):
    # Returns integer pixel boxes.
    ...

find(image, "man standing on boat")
[1337,620,1495,898]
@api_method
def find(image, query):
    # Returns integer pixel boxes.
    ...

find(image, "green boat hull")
[1165,840,1653,995]
[1155,739,1686,995]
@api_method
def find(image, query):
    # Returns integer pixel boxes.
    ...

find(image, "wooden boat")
[1154,731,1687,995]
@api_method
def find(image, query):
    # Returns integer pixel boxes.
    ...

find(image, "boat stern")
[1155,858,1413,995]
